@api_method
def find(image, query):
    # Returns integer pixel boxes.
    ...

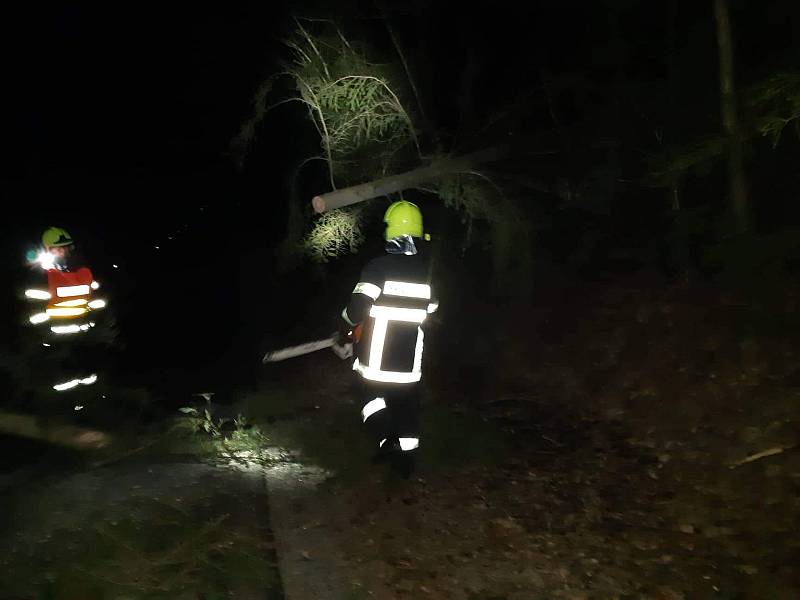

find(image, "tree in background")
[236,3,800,298]
[235,13,538,297]
[714,0,749,235]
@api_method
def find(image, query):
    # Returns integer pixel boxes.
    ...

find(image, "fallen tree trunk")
[312,147,508,213]
[0,410,112,450]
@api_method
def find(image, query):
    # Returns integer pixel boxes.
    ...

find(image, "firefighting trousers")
[359,379,420,452]
[38,324,105,393]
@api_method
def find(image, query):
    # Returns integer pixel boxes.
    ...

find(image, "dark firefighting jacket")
[340,243,438,384]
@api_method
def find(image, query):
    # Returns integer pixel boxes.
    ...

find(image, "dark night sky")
[0,1,798,399]
[1,2,798,271]
[3,4,298,259]
[7,6,281,172]
[4,2,798,218]
[2,3,798,341]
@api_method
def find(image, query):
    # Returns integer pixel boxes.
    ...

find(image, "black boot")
[389,450,416,479]
[371,437,400,465]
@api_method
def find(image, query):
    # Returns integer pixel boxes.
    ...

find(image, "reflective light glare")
[74,405,84,411]
[369,305,427,323]
[379,439,387,447]
[51,324,82,334]
[427,302,439,313]
[353,281,381,300]
[37,252,55,270]
[29,313,50,324]
[25,289,51,300]
[341,307,356,327]
[53,379,80,391]
[91,281,100,290]
[42,343,51,347]
[353,308,426,384]
[55,374,97,391]
[353,359,423,384]
[413,327,425,375]
[369,317,389,370]
[54,299,88,307]
[383,280,431,299]
[112,264,119,269]
[88,299,106,309]
[361,397,387,422]
[399,437,419,451]
[56,285,91,298]
[47,307,89,317]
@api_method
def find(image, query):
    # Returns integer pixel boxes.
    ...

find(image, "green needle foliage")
[303,206,365,263]
[237,18,530,292]
[235,20,420,261]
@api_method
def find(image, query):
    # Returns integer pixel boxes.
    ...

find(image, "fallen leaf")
[395,579,415,592]
[737,565,759,576]
[489,517,526,535]
[653,586,685,600]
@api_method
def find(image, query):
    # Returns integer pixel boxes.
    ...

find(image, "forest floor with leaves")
[0,425,283,599]
[2,276,798,599]
[254,275,800,599]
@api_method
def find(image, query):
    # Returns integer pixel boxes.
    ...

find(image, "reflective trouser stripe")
[53,380,80,392]
[51,324,82,334]
[53,374,98,392]
[398,437,419,451]
[46,307,89,317]
[50,322,95,335]
[30,312,50,324]
[361,397,387,422]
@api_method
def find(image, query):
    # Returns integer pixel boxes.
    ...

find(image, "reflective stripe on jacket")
[341,247,437,384]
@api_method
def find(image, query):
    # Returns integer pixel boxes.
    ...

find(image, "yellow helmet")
[384,200,423,240]
[42,227,75,249]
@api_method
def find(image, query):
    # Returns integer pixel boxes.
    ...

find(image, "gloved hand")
[333,319,356,360]
[331,341,353,360]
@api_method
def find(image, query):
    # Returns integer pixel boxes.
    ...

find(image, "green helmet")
[42,227,75,249]
[384,200,423,240]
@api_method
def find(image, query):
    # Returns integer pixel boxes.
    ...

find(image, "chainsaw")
[261,325,361,363]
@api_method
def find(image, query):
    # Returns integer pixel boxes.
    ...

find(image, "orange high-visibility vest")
[46,267,94,319]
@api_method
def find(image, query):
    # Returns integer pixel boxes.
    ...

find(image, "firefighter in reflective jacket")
[334,201,438,474]
[24,227,107,392]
